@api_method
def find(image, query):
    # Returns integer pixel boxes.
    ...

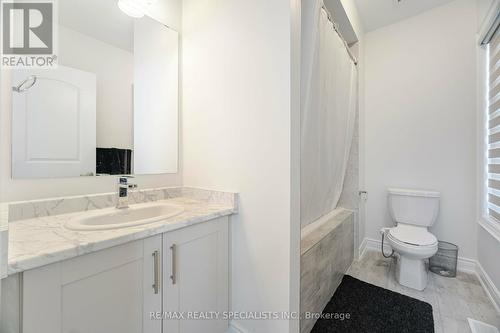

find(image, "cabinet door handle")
[152,250,160,294]
[170,244,176,285]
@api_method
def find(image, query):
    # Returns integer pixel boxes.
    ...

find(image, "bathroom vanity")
[1,188,237,333]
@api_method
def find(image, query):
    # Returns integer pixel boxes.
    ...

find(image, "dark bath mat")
[311,275,434,333]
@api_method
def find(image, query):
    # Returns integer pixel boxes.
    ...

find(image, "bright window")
[487,27,500,223]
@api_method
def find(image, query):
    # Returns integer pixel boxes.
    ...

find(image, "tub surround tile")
[4,188,238,275]
[300,211,354,333]
[301,208,353,256]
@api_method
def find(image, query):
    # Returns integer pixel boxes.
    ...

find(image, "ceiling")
[353,0,456,32]
[59,0,134,51]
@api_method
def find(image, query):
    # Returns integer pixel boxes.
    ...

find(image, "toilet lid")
[389,224,437,246]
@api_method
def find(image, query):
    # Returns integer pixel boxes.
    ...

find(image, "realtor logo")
[1,0,57,68]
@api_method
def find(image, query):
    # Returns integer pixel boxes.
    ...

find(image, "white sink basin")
[65,202,184,231]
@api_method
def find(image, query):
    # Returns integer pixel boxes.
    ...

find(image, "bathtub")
[300,208,354,333]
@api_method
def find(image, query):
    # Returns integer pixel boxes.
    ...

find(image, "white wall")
[0,0,182,202]
[59,26,134,150]
[146,0,182,31]
[476,0,496,25]
[134,19,179,174]
[290,1,302,332]
[181,0,299,332]
[478,227,500,291]
[364,0,478,259]
[339,0,364,39]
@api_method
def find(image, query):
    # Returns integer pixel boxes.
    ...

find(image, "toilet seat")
[387,229,438,260]
[388,224,437,247]
[387,234,437,253]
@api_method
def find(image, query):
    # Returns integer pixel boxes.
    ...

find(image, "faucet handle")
[119,175,134,184]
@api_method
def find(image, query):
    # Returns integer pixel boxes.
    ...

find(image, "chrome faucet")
[117,176,138,209]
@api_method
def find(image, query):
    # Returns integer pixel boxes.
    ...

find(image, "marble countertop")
[8,196,235,275]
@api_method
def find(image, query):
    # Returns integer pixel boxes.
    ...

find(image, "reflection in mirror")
[11,0,179,179]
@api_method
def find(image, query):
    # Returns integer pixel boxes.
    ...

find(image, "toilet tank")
[388,188,440,227]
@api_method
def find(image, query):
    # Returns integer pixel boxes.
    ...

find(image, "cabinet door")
[143,235,163,333]
[22,236,162,333]
[163,217,229,333]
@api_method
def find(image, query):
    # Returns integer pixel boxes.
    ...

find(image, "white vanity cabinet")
[163,216,229,333]
[19,216,229,333]
[22,235,163,333]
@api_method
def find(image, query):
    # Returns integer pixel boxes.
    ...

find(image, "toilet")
[384,188,440,291]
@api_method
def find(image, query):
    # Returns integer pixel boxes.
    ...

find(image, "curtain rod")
[321,4,358,66]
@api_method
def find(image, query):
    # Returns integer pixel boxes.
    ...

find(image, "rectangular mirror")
[11,0,179,178]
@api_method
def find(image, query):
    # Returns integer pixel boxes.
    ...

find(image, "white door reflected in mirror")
[12,66,97,178]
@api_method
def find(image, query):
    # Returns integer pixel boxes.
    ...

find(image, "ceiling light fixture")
[117,0,144,18]
[117,0,157,18]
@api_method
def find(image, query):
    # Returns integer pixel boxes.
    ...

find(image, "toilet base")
[395,255,428,291]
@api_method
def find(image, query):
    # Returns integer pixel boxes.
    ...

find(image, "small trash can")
[429,241,458,278]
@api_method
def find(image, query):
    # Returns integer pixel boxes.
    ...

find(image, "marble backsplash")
[6,187,238,223]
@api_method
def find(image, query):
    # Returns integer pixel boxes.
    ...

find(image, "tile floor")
[347,250,500,333]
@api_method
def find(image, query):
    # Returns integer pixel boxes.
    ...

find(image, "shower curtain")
[301,0,357,226]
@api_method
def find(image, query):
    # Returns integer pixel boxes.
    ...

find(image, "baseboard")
[476,262,500,314]
[227,321,250,333]
[359,237,391,258]
[358,237,476,273]
[456,256,477,274]
[358,237,367,258]
[358,237,500,315]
